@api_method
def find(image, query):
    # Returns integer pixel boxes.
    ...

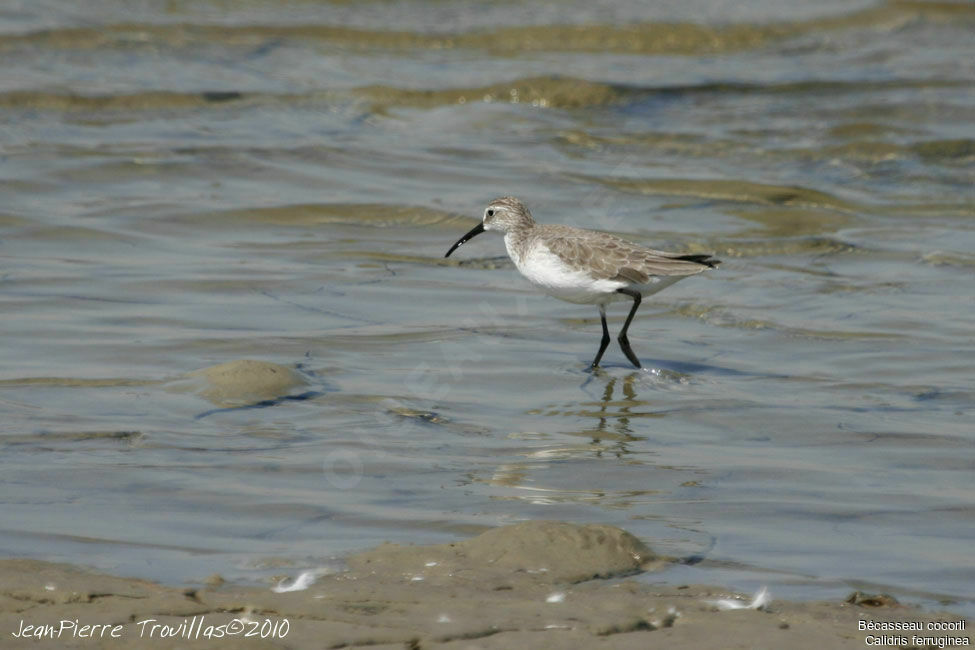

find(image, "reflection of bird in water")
[483,373,650,491]
[578,373,655,458]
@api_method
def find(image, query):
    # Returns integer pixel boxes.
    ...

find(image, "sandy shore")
[3,521,968,649]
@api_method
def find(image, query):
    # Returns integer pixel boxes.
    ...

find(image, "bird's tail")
[673,254,720,269]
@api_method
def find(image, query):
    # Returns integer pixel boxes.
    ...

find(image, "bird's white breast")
[505,236,624,305]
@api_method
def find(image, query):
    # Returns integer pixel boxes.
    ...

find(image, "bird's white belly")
[509,241,687,305]
[512,244,624,304]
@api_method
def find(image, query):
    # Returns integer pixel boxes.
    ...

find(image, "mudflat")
[3,521,968,649]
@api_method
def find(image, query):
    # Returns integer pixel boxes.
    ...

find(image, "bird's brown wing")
[540,226,718,283]
[613,266,651,284]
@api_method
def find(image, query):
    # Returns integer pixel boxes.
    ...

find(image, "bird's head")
[445,196,534,258]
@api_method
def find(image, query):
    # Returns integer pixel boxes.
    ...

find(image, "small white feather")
[708,586,770,611]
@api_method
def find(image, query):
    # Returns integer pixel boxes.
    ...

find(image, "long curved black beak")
[444,222,485,258]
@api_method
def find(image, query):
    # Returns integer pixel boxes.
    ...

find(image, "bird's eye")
[486,209,495,218]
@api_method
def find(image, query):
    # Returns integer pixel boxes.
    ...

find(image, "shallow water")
[1,0,973,615]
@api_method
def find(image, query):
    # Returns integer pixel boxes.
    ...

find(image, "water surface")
[1,0,973,614]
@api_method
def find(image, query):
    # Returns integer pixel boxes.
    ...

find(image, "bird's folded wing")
[545,231,714,282]
[612,266,651,284]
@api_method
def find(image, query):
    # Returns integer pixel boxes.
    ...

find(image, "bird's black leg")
[589,304,611,369]
[616,288,643,369]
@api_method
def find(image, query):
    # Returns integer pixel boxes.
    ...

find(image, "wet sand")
[3,521,968,649]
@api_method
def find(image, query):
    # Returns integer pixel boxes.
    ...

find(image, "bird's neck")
[503,224,534,265]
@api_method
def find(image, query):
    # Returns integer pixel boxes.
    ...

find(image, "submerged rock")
[180,360,309,408]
